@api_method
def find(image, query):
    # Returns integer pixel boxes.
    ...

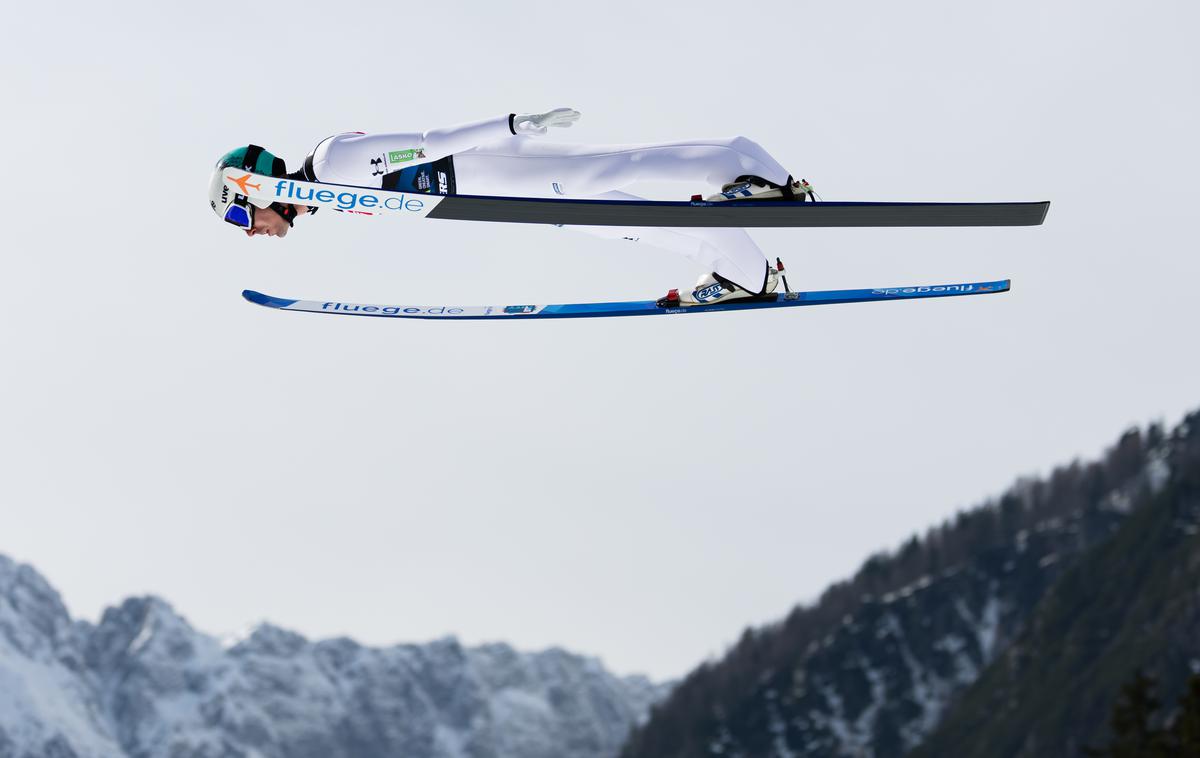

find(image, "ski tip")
[242,290,297,309]
[979,279,1011,295]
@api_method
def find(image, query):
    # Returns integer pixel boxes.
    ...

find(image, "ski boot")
[699,175,815,202]
[656,267,779,308]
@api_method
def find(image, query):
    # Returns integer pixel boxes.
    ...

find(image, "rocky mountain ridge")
[621,414,1193,758]
[0,558,666,758]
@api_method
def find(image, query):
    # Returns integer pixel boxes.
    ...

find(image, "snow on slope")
[0,556,667,758]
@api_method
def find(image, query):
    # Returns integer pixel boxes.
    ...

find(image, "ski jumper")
[305,115,792,292]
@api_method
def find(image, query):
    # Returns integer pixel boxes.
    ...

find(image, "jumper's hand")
[513,108,581,136]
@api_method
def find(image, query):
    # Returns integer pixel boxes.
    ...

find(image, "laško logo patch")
[387,148,426,164]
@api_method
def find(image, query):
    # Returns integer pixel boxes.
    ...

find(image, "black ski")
[231,171,1050,228]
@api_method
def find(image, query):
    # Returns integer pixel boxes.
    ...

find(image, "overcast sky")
[2,0,1197,680]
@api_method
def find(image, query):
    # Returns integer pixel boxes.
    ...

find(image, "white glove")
[513,107,581,136]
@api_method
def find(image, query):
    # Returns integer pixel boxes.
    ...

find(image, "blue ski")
[242,280,1009,321]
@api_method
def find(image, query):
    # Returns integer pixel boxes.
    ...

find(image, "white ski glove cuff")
[510,108,581,136]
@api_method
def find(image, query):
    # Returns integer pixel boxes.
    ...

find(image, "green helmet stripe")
[216,146,280,175]
[253,150,278,175]
[217,147,248,169]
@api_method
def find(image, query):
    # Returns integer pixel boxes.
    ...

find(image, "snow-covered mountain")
[621,416,1194,758]
[0,558,667,758]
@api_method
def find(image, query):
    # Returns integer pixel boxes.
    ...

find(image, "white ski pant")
[453,136,792,292]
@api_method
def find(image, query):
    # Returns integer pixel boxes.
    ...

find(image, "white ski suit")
[306,114,792,292]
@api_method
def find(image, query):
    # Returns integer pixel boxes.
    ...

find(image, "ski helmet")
[208,145,301,230]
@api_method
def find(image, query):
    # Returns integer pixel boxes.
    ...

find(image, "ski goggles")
[223,196,254,229]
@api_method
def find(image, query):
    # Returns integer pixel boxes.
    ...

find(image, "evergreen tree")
[1086,670,1171,757]
[1170,674,1200,756]
[1084,672,1200,757]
